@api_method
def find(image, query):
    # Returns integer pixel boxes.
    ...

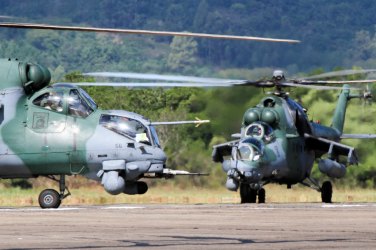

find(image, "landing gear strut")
[301,178,332,203]
[38,175,71,209]
[240,183,265,203]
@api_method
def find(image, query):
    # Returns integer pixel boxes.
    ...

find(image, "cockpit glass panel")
[33,91,64,113]
[246,123,265,138]
[150,126,161,148]
[281,99,295,128]
[68,89,93,118]
[238,137,264,161]
[79,88,97,110]
[238,145,253,161]
[244,122,274,142]
[242,138,264,153]
[100,114,151,145]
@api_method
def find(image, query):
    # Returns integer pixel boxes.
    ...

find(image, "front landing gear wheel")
[321,181,332,203]
[258,188,266,203]
[39,189,61,209]
[240,183,257,203]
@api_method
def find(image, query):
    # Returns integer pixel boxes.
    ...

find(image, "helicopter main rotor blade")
[84,72,245,84]
[280,82,354,90]
[0,22,301,43]
[301,69,376,80]
[83,72,374,89]
[300,79,376,84]
[65,81,240,87]
[0,15,14,19]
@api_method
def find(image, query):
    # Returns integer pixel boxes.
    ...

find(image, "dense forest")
[0,0,375,189]
[2,0,376,72]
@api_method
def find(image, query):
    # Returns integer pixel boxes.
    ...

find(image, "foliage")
[2,0,376,71]
[167,36,198,74]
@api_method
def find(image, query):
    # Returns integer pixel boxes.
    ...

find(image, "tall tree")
[167,36,198,74]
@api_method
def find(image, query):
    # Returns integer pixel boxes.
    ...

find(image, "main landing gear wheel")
[38,175,71,209]
[321,181,332,203]
[240,184,265,203]
[38,189,61,209]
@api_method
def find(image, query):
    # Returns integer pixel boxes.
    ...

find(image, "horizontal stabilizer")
[212,140,239,163]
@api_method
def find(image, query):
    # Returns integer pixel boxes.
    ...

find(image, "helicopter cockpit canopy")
[99,114,160,147]
[32,85,97,118]
[32,90,64,113]
[236,137,265,162]
[66,88,95,118]
[243,121,274,142]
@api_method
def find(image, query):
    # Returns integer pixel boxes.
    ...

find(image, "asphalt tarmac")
[0,203,375,249]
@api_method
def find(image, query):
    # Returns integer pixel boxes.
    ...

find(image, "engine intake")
[19,62,51,95]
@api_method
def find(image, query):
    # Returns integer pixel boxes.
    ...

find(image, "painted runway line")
[102,206,145,210]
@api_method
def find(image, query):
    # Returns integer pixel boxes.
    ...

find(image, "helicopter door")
[27,90,67,133]
[23,90,69,173]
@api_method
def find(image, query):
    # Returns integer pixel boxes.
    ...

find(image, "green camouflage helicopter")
[85,69,376,203]
[212,70,376,203]
[0,22,298,208]
[0,58,214,209]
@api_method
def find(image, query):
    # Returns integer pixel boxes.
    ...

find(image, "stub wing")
[212,140,239,163]
[304,134,358,164]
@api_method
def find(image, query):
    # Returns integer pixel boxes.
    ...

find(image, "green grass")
[1,183,375,207]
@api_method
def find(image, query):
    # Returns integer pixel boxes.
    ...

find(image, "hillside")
[1,0,376,71]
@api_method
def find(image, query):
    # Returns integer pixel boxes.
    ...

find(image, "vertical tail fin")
[331,84,351,134]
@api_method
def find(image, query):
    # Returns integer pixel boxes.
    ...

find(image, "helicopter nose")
[237,160,263,182]
[159,149,167,162]
[147,146,167,162]
[155,148,167,166]
[223,158,264,183]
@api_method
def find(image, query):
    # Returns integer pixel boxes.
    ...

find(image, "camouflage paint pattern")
[0,59,167,186]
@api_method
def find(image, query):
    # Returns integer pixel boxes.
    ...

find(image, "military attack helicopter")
[85,69,376,203]
[0,22,299,208]
[0,58,214,209]
[212,70,376,203]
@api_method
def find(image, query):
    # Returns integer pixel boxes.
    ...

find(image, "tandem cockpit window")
[237,138,265,162]
[32,91,64,113]
[244,121,274,142]
[67,89,94,118]
[99,114,152,145]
